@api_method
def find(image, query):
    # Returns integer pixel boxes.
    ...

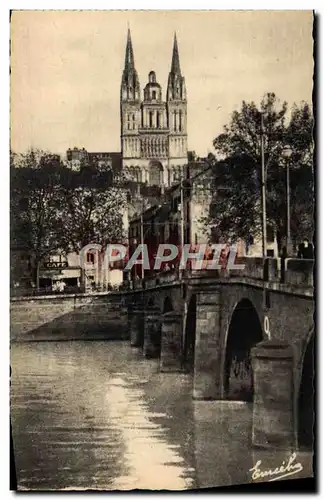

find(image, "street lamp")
[282,145,293,255]
[178,178,185,280]
[260,112,267,258]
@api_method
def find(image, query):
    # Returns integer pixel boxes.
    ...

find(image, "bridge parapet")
[136,257,314,294]
[133,280,143,290]
[145,276,156,289]
[265,257,281,282]
[243,257,264,280]
[284,259,314,287]
[156,271,178,286]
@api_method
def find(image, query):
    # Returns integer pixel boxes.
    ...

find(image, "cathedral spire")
[121,27,140,102]
[170,32,181,75]
[124,27,135,72]
[167,32,186,102]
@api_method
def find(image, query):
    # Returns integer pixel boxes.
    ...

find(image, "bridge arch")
[298,331,314,449]
[224,298,263,401]
[183,294,197,372]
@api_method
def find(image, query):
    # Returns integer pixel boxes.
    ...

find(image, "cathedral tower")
[120,30,188,187]
[167,33,188,168]
[120,28,141,172]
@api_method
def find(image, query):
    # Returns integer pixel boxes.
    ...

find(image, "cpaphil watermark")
[79,243,245,274]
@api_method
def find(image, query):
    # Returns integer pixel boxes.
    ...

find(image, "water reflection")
[10,341,312,491]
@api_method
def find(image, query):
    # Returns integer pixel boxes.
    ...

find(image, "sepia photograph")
[9,9,315,492]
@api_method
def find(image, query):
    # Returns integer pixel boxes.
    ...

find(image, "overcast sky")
[10,10,313,156]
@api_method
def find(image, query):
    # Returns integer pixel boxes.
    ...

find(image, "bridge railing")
[242,257,264,280]
[157,270,178,285]
[283,258,314,287]
[241,257,314,287]
[135,257,314,289]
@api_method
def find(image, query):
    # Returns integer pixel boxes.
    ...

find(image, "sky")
[10,10,314,157]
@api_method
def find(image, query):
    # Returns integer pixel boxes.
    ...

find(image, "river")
[10,341,312,491]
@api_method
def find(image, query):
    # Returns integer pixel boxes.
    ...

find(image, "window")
[149,162,163,186]
[149,111,153,128]
[152,91,156,100]
[157,112,160,128]
[86,253,95,264]
[174,168,181,182]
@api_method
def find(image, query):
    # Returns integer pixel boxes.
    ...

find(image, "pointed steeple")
[121,27,140,102]
[124,27,135,72]
[167,32,186,102]
[170,32,181,75]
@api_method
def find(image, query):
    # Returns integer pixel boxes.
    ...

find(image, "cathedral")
[120,29,188,189]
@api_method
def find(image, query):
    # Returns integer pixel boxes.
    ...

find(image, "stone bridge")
[124,257,314,451]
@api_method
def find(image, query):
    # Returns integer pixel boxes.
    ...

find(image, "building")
[38,248,126,292]
[120,29,188,189]
[66,148,122,173]
[39,252,81,290]
[128,160,211,278]
[127,155,280,280]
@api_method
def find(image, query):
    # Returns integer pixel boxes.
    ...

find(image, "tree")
[11,150,129,291]
[60,163,127,290]
[10,149,67,288]
[202,93,314,251]
[285,102,314,243]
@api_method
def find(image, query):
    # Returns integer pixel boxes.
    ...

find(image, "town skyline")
[10,10,313,157]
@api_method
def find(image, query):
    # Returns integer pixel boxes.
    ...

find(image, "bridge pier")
[251,341,296,450]
[143,307,161,358]
[129,308,144,347]
[160,311,183,372]
[193,290,222,400]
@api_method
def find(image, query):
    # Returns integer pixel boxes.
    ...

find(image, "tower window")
[152,91,156,100]
[174,111,177,131]
[149,111,153,128]
[157,112,160,128]
[149,71,156,83]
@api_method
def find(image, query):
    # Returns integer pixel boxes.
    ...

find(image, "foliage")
[61,182,127,253]
[202,93,314,249]
[10,150,66,284]
[11,150,128,288]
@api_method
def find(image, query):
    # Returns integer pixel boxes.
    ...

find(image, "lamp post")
[139,201,163,280]
[282,145,293,255]
[140,213,145,280]
[178,177,185,280]
[260,112,267,258]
